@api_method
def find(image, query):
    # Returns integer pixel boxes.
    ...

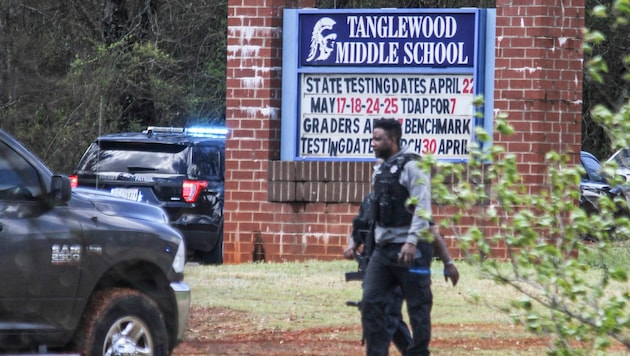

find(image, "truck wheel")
[74,288,169,356]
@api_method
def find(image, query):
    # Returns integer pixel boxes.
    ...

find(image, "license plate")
[110,188,142,202]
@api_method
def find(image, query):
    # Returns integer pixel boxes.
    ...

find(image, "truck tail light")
[69,175,78,189]
[182,180,208,202]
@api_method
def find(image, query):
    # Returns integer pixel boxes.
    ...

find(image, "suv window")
[78,142,189,174]
[192,145,223,179]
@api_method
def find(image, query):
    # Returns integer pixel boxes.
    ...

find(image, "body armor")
[373,154,416,227]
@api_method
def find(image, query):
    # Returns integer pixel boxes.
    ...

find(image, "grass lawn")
[181,241,630,355]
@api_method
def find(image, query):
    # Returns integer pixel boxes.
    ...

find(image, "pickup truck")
[0,129,190,355]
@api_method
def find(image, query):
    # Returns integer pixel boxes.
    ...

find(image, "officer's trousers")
[361,242,433,356]
[387,286,412,353]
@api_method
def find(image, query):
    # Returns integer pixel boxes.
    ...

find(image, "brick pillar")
[481,0,584,258]
[494,0,584,192]
[224,0,321,263]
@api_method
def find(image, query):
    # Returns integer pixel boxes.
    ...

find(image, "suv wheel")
[196,227,224,265]
[73,288,169,356]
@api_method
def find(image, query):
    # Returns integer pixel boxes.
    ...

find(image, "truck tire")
[73,288,169,356]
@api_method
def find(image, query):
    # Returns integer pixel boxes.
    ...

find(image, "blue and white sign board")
[281,8,495,161]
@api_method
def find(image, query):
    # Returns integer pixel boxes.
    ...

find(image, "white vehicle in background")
[606,148,630,182]
[580,151,611,215]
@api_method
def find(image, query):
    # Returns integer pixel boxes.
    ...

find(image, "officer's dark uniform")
[351,193,412,354]
[361,153,433,356]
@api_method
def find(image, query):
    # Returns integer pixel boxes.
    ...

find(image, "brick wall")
[223,0,584,263]
[494,0,584,191]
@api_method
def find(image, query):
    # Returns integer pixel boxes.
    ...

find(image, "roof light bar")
[185,127,228,137]
[141,126,228,138]
[144,126,185,133]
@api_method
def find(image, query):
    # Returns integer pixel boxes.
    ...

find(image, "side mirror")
[51,175,72,203]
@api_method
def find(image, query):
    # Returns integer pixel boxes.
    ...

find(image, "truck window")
[0,141,43,200]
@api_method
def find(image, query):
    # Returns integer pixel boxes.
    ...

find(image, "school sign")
[281,8,495,162]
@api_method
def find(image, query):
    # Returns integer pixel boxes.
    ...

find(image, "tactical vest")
[373,154,417,227]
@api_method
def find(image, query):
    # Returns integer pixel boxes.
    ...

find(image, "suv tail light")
[69,175,78,189]
[182,180,208,203]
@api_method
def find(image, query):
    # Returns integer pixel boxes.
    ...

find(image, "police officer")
[361,118,457,356]
[343,192,412,354]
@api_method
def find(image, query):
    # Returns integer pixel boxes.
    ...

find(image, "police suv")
[0,129,190,354]
[71,126,226,264]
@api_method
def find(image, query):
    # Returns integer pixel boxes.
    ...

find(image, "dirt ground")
[172,307,557,356]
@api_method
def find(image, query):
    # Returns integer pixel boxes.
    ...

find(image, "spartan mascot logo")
[306,17,337,62]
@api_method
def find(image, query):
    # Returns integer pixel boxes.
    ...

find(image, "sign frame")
[281,8,495,162]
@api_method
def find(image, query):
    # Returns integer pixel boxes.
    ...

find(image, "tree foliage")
[422,119,630,354]
[0,0,227,173]
[419,2,630,354]
[582,0,630,159]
